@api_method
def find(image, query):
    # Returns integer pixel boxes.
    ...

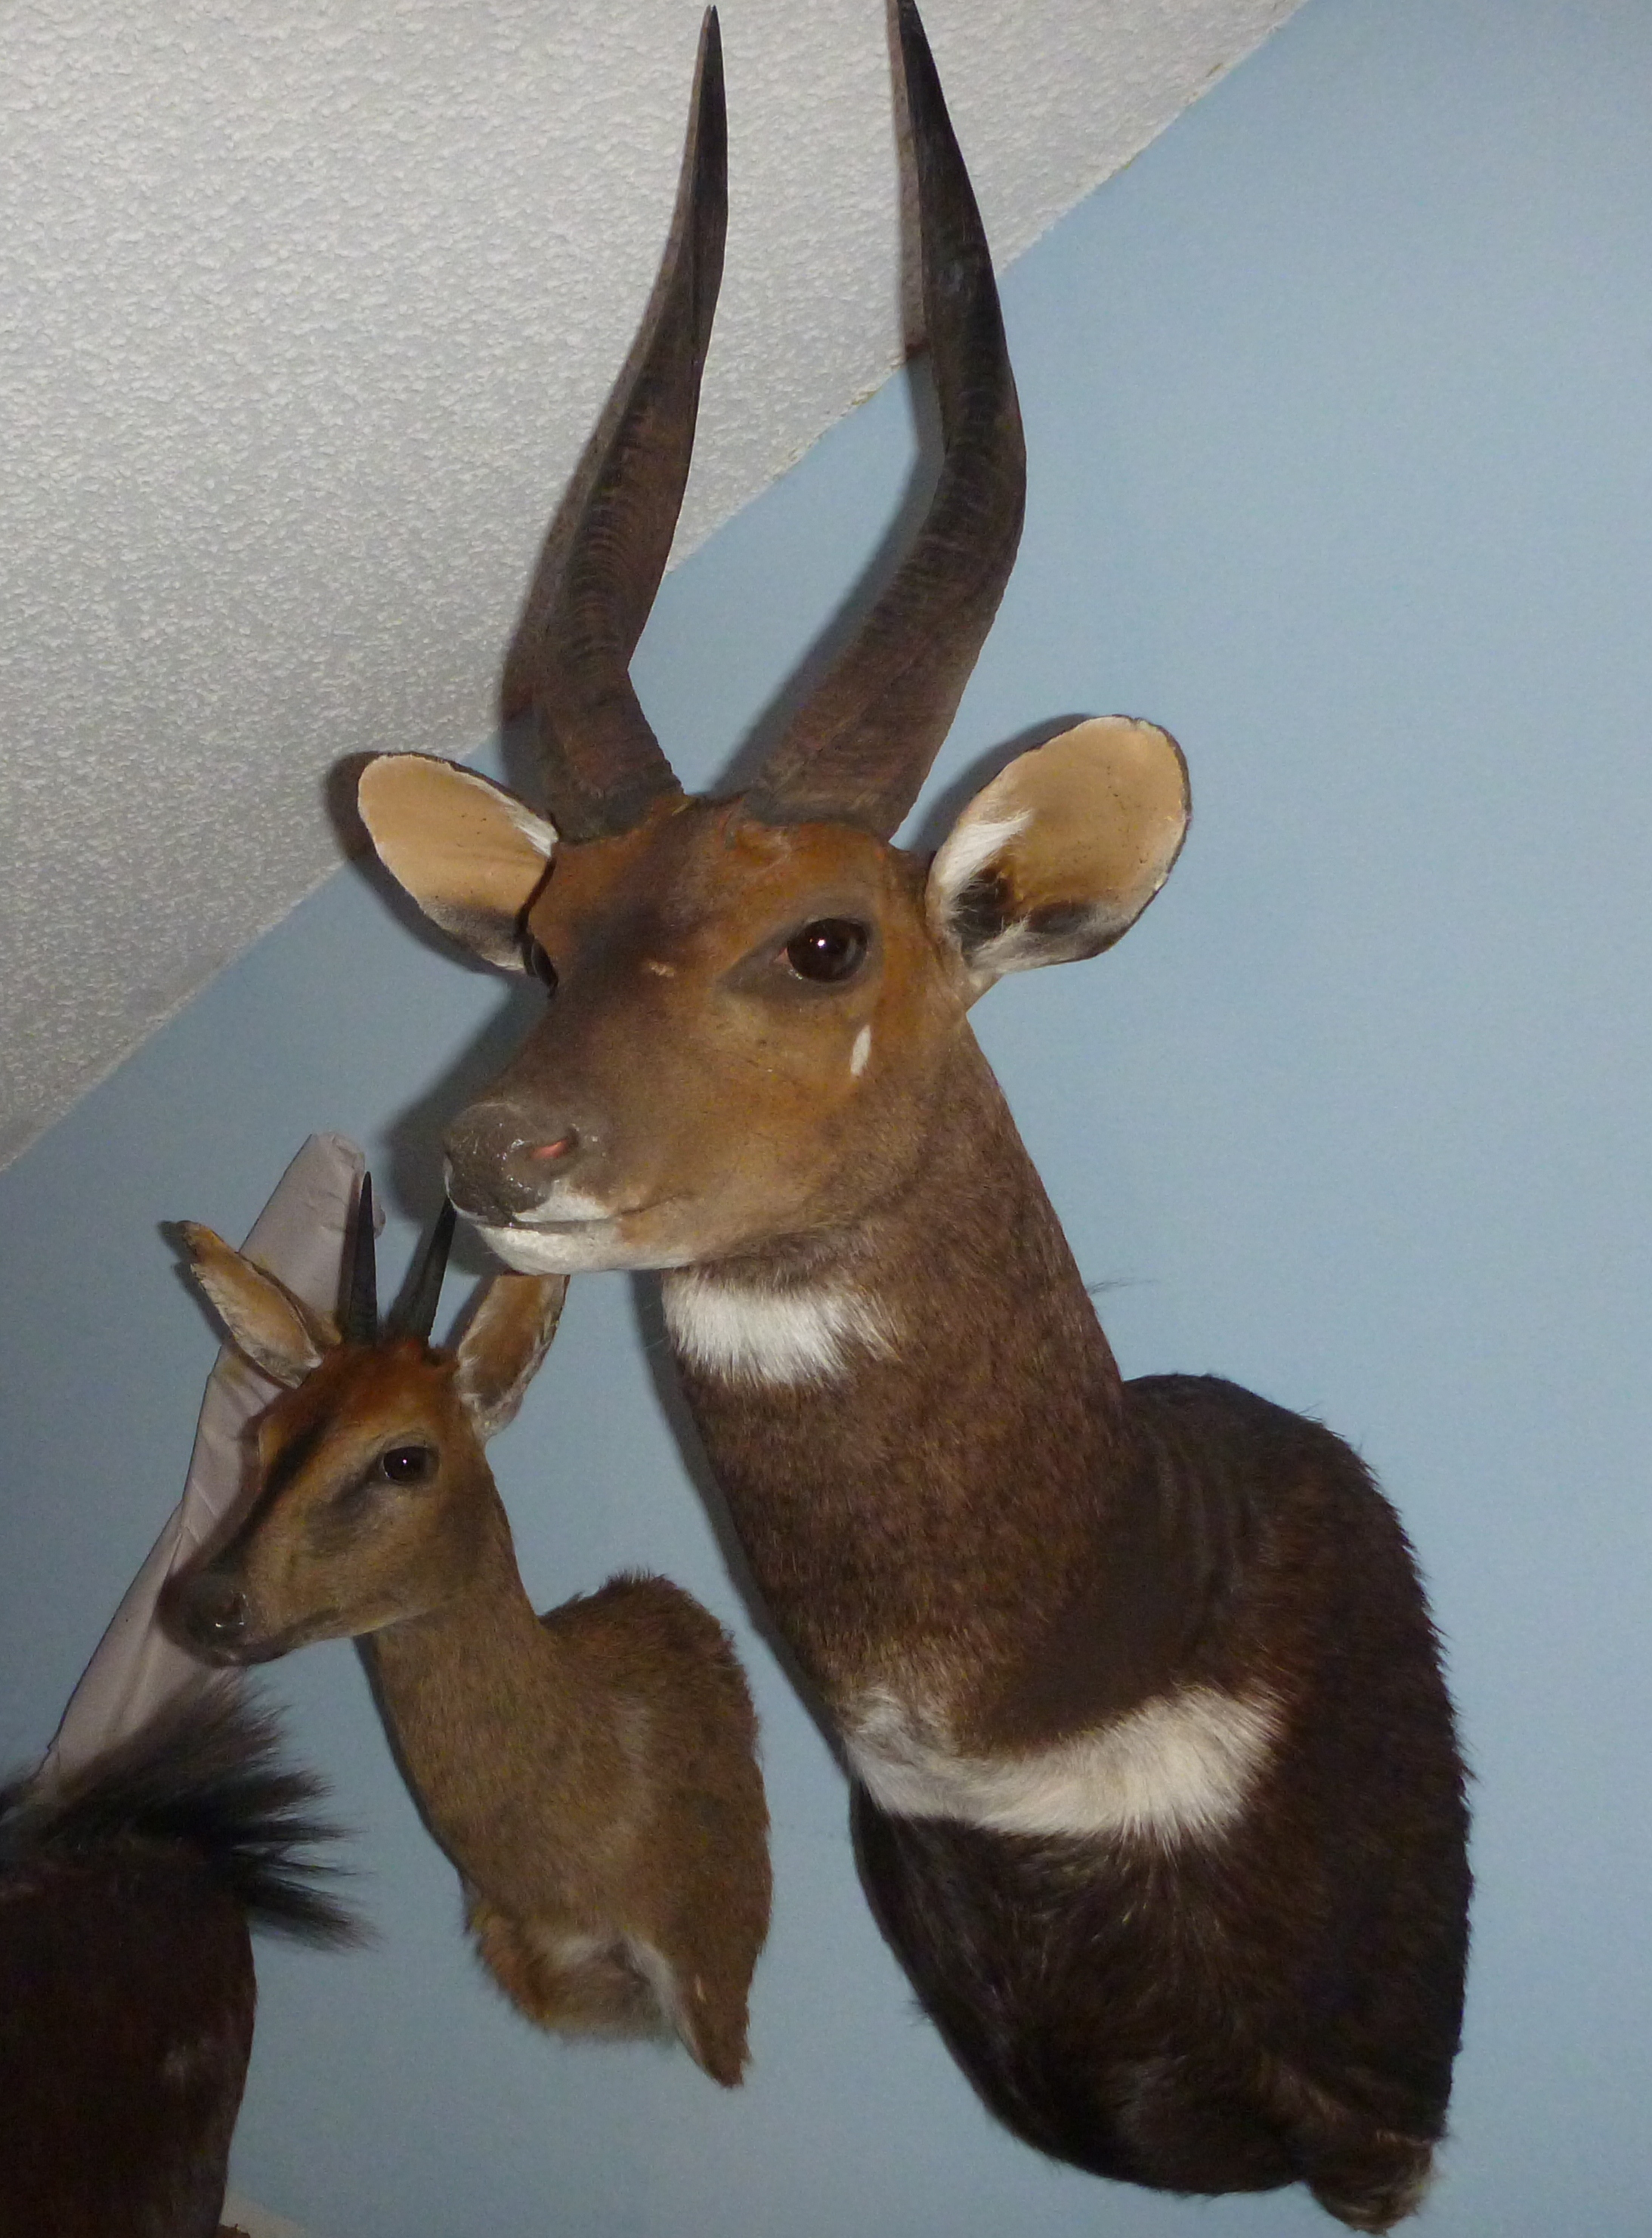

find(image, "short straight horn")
[746,0,1026,839]
[500,11,726,842]
[399,1200,458,1345]
[342,1174,379,1346]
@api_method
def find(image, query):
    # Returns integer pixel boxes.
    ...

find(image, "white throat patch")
[845,1685,1279,1848]
[664,1271,897,1388]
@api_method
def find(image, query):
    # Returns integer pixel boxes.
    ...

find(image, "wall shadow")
[375,983,545,1279]
[711,360,942,798]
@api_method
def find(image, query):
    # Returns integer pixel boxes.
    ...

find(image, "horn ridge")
[502,11,726,843]
[747,0,1026,839]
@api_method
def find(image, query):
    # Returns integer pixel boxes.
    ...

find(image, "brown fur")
[677,1043,1468,2221]
[166,1259,771,2087]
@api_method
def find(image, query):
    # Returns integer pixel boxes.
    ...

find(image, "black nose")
[444,1100,585,1222]
[167,1570,251,1663]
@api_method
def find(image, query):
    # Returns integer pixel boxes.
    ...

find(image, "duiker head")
[166,1183,567,1664]
[356,5,1189,1280]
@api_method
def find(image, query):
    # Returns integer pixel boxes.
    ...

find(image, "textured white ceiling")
[0,0,1301,1166]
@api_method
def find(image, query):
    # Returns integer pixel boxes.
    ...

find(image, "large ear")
[179,1223,337,1387]
[926,717,1190,998]
[452,1273,570,1443]
[356,755,558,970]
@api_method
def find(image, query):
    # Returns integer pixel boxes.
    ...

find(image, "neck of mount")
[362,1494,571,1866]
[666,1029,1135,1746]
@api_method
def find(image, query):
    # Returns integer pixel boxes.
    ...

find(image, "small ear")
[179,1223,336,1386]
[453,1273,570,1443]
[357,755,558,970]
[927,717,1190,998]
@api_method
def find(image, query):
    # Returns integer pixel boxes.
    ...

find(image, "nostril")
[445,1100,590,1219]
[176,1574,248,1655]
[207,1591,247,1643]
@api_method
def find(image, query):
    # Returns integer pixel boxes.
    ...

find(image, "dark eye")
[784,918,869,985]
[522,936,558,992]
[376,1444,436,1485]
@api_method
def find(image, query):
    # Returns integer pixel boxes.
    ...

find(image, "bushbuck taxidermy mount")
[353,4,1469,2223]
[166,1178,771,2088]
[0,1688,355,2238]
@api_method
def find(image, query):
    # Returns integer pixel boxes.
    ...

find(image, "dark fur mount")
[852,1376,1469,2234]
[0,1687,355,2238]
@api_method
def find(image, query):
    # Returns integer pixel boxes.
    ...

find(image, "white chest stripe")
[845,1685,1280,1847]
[664,1272,897,1388]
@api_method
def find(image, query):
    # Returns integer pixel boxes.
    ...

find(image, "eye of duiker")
[376,1444,437,1486]
[784,918,869,986]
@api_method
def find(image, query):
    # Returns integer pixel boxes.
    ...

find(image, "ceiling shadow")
[375,980,545,1278]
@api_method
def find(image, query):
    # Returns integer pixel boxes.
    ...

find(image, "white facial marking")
[516,1185,612,1226]
[642,958,677,977]
[849,1024,872,1079]
[663,1271,897,1388]
[927,803,1031,918]
[845,1685,1279,1847]
[474,1220,685,1277]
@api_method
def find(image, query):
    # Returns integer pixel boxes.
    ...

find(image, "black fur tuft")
[0,1683,362,1949]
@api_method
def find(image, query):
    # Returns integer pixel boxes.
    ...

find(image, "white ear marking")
[927,806,1030,918]
[500,795,558,855]
[925,719,1189,995]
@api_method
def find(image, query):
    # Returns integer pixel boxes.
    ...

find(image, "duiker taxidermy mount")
[354,3,1468,2224]
[166,1179,771,2088]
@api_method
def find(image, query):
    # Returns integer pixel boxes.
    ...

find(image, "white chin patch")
[845,1685,1280,1848]
[515,1185,612,1224]
[472,1220,663,1276]
[663,1271,897,1388]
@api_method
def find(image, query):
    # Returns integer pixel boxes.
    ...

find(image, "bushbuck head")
[355,2,1190,1280]
[168,1184,566,1664]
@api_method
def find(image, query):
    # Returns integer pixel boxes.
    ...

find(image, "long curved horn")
[501,11,726,842]
[746,0,1026,840]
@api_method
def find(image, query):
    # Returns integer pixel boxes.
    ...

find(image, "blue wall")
[5,0,1650,2229]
